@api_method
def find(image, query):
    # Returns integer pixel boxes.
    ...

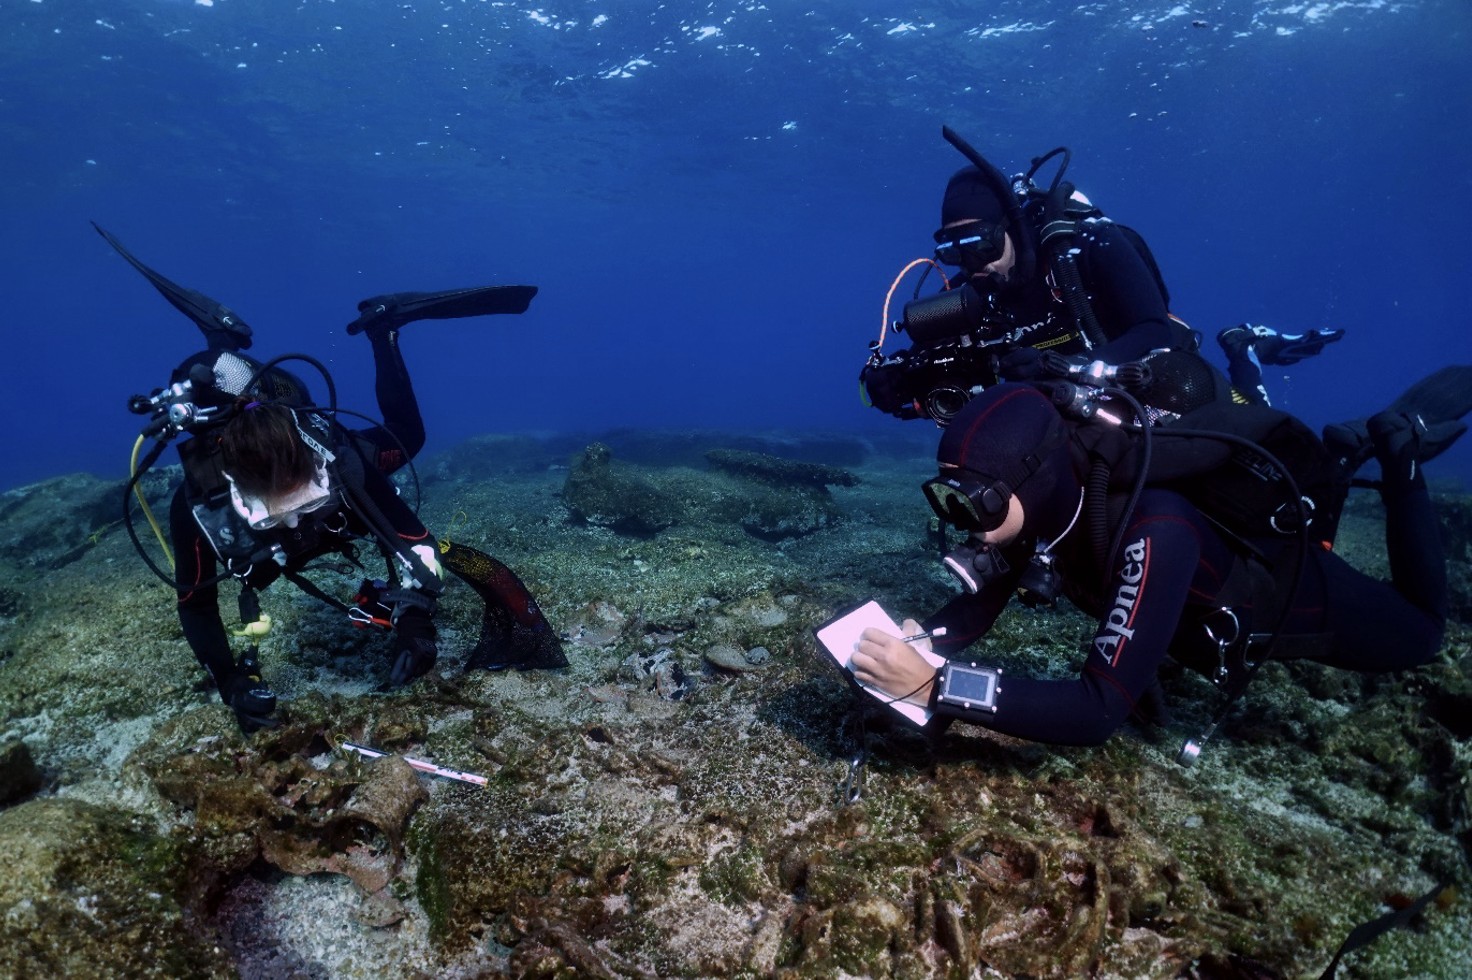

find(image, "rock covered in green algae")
[562,442,679,534]
[704,642,768,673]
[701,449,853,540]
[562,441,848,540]
[0,469,174,576]
[0,797,232,979]
[727,483,841,541]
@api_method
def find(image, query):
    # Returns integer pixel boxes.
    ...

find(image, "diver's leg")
[1368,411,1456,627]
[1300,549,1443,671]
[170,486,235,687]
[1288,467,1445,672]
[1280,413,1458,672]
[1218,324,1346,406]
[1216,325,1270,406]
[1301,413,1456,671]
[170,487,278,729]
[356,326,426,473]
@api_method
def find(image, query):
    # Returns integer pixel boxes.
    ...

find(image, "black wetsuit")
[987,218,1192,368]
[923,480,1447,746]
[171,329,433,691]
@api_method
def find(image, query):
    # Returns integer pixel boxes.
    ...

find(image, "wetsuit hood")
[937,384,1082,541]
[941,167,1009,227]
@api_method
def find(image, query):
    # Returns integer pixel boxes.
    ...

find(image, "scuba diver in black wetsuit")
[859,128,1343,424]
[105,224,565,733]
[167,328,447,731]
[847,380,1465,751]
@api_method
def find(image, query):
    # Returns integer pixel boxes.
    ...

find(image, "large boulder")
[562,442,678,535]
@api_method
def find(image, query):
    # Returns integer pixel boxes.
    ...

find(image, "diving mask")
[933,220,1006,270]
[227,460,335,530]
[921,470,1013,534]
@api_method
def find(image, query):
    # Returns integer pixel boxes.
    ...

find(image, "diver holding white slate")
[815,600,962,726]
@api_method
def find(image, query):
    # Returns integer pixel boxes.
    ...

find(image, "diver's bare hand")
[850,619,936,706]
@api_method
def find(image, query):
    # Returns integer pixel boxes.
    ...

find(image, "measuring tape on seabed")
[341,741,488,788]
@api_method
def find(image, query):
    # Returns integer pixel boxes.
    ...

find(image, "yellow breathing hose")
[130,434,175,572]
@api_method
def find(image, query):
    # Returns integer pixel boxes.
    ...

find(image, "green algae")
[563,442,680,535]
[698,840,768,905]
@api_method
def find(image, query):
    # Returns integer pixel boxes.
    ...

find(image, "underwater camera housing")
[863,282,1015,425]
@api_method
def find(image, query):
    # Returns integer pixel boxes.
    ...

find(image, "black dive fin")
[1323,363,1472,483]
[346,284,538,335]
[1386,364,1472,425]
[92,222,253,351]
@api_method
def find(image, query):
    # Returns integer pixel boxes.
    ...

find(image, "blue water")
[3,0,1470,492]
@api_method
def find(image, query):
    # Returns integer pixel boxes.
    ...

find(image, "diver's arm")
[921,559,1021,654]
[357,467,441,586]
[169,487,235,688]
[849,556,1017,704]
[357,465,443,605]
[355,468,442,685]
[358,465,429,540]
[932,495,1208,746]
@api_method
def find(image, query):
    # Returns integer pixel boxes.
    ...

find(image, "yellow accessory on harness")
[232,613,273,639]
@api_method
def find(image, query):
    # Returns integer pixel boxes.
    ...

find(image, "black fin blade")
[92,222,253,351]
[1386,364,1472,425]
[347,285,538,334]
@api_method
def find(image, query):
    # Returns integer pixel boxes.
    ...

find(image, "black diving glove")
[997,346,1048,381]
[222,662,279,734]
[389,609,438,686]
[859,353,915,416]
